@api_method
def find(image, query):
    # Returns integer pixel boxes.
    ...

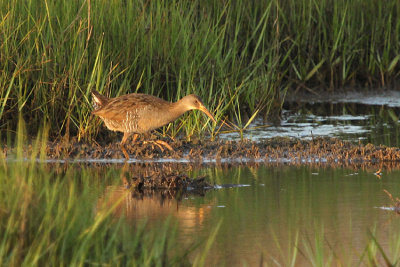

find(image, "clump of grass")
[1,0,400,142]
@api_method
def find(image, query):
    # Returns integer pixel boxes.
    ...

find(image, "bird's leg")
[120,132,132,160]
[131,133,139,143]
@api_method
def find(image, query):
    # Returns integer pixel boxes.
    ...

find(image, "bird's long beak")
[198,105,216,123]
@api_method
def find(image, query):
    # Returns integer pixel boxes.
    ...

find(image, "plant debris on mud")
[126,172,210,191]
[118,163,212,193]
[16,136,400,163]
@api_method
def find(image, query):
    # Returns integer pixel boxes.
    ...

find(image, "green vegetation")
[1,0,400,141]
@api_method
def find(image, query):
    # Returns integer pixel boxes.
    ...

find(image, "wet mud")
[22,136,400,163]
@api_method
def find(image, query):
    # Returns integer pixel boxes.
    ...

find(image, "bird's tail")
[91,90,109,111]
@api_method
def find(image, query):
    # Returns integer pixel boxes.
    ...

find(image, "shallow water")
[220,94,400,147]
[96,163,400,266]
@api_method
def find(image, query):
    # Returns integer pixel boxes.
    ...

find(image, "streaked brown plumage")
[91,90,216,159]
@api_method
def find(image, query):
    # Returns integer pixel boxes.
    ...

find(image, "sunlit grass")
[1,0,399,141]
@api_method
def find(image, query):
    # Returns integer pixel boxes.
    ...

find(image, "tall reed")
[1,0,399,141]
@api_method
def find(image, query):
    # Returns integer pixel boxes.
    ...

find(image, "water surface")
[220,92,400,147]
[96,163,400,266]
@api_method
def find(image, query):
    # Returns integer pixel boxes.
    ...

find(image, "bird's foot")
[143,140,174,153]
[155,140,174,152]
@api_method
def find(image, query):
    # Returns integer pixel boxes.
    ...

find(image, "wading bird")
[91,90,216,159]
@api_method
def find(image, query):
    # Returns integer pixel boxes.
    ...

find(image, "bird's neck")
[168,100,191,122]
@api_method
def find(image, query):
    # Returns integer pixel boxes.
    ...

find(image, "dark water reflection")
[94,163,400,266]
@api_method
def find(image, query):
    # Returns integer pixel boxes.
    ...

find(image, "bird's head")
[180,94,216,123]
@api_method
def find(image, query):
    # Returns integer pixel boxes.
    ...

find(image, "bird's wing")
[92,94,169,122]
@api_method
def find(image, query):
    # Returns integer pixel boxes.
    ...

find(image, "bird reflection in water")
[97,163,214,230]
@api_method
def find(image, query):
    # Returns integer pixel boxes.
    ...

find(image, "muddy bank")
[13,136,400,163]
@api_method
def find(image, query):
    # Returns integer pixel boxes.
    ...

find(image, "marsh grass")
[1,0,400,141]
